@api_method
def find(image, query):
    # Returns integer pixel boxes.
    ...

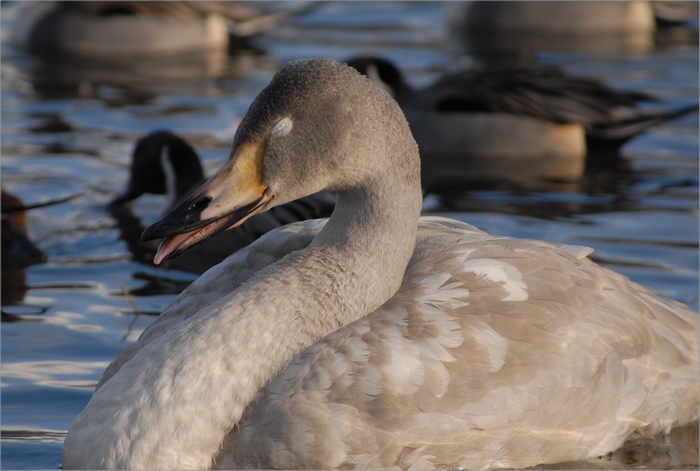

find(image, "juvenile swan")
[63,58,698,470]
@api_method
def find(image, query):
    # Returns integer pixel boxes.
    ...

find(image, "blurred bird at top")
[11,1,316,57]
[446,1,699,65]
[8,1,316,96]
[347,57,698,191]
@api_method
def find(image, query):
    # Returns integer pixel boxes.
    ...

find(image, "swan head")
[142,57,418,264]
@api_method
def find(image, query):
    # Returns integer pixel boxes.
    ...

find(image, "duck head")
[109,130,205,207]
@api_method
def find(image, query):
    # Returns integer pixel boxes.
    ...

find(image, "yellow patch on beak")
[194,138,269,221]
[227,140,267,197]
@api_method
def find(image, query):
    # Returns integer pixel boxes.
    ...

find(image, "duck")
[108,130,335,274]
[11,1,315,57]
[444,1,698,60]
[347,56,699,190]
[2,190,46,306]
[2,189,79,305]
[1,190,47,269]
[449,1,656,34]
[63,58,698,470]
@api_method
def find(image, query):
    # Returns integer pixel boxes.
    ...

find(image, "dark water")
[1,2,698,469]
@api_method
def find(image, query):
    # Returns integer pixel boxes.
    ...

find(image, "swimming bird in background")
[2,190,47,269]
[108,130,335,273]
[2,189,82,268]
[2,190,79,305]
[347,56,699,189]
[12,1,317,56]
[444,2,699,64]
[63,58,698,470]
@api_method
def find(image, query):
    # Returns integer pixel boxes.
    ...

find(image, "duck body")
[12,2,319,58]
[348,57,698,188]
[451,1,657,34]
[407,111,586,187]
[64,58,698,469]
[445,1,659,57]
[11,2,231,56]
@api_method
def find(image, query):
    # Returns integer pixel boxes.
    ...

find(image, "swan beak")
[141,141,272,264]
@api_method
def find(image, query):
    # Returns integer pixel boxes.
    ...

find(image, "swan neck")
[64,163,422,471]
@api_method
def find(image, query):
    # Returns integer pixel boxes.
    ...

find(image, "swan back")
[215,217,698,469]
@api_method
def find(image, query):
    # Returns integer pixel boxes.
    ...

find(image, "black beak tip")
[141,223,161,243]
[108,186,139,208]
[140,194,214,243]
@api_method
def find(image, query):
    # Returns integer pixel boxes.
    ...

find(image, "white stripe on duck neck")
[159,144,179,213]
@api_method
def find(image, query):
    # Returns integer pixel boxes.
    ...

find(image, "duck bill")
[108,184,141,206]
[141,141,271,264]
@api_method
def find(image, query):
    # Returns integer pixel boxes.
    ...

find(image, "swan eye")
[270,117,293,138]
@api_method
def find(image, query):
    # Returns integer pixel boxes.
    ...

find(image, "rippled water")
[1,2,698,469]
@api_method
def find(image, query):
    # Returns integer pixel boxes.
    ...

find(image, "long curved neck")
[63,157,422,469]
